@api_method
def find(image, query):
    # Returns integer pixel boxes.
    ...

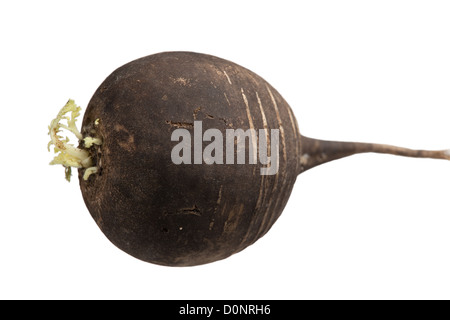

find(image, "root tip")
[444,150,450,159]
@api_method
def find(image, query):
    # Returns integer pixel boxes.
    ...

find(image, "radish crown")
[47,99,101,181]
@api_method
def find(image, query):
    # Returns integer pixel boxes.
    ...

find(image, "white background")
[1,0,450,300]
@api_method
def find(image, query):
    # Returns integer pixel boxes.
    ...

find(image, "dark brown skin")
[79,52,300,266]
[78,51,449,266]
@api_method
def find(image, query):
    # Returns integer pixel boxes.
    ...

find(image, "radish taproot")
[48,51,450,266]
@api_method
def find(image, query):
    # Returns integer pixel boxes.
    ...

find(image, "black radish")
[48,51,450,266]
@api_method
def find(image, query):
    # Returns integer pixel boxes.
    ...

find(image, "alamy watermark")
[171,121,279,175]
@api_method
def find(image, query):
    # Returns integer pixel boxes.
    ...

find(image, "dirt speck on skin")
[193,107,202,120]
[114,124,136,151]
[219,117,233,128]
[171,77,191,86]
[178,205,201,216]
[166,205,202,217]
[165,120,194,129]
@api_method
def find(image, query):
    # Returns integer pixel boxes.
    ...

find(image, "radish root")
[300,135,450,173]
